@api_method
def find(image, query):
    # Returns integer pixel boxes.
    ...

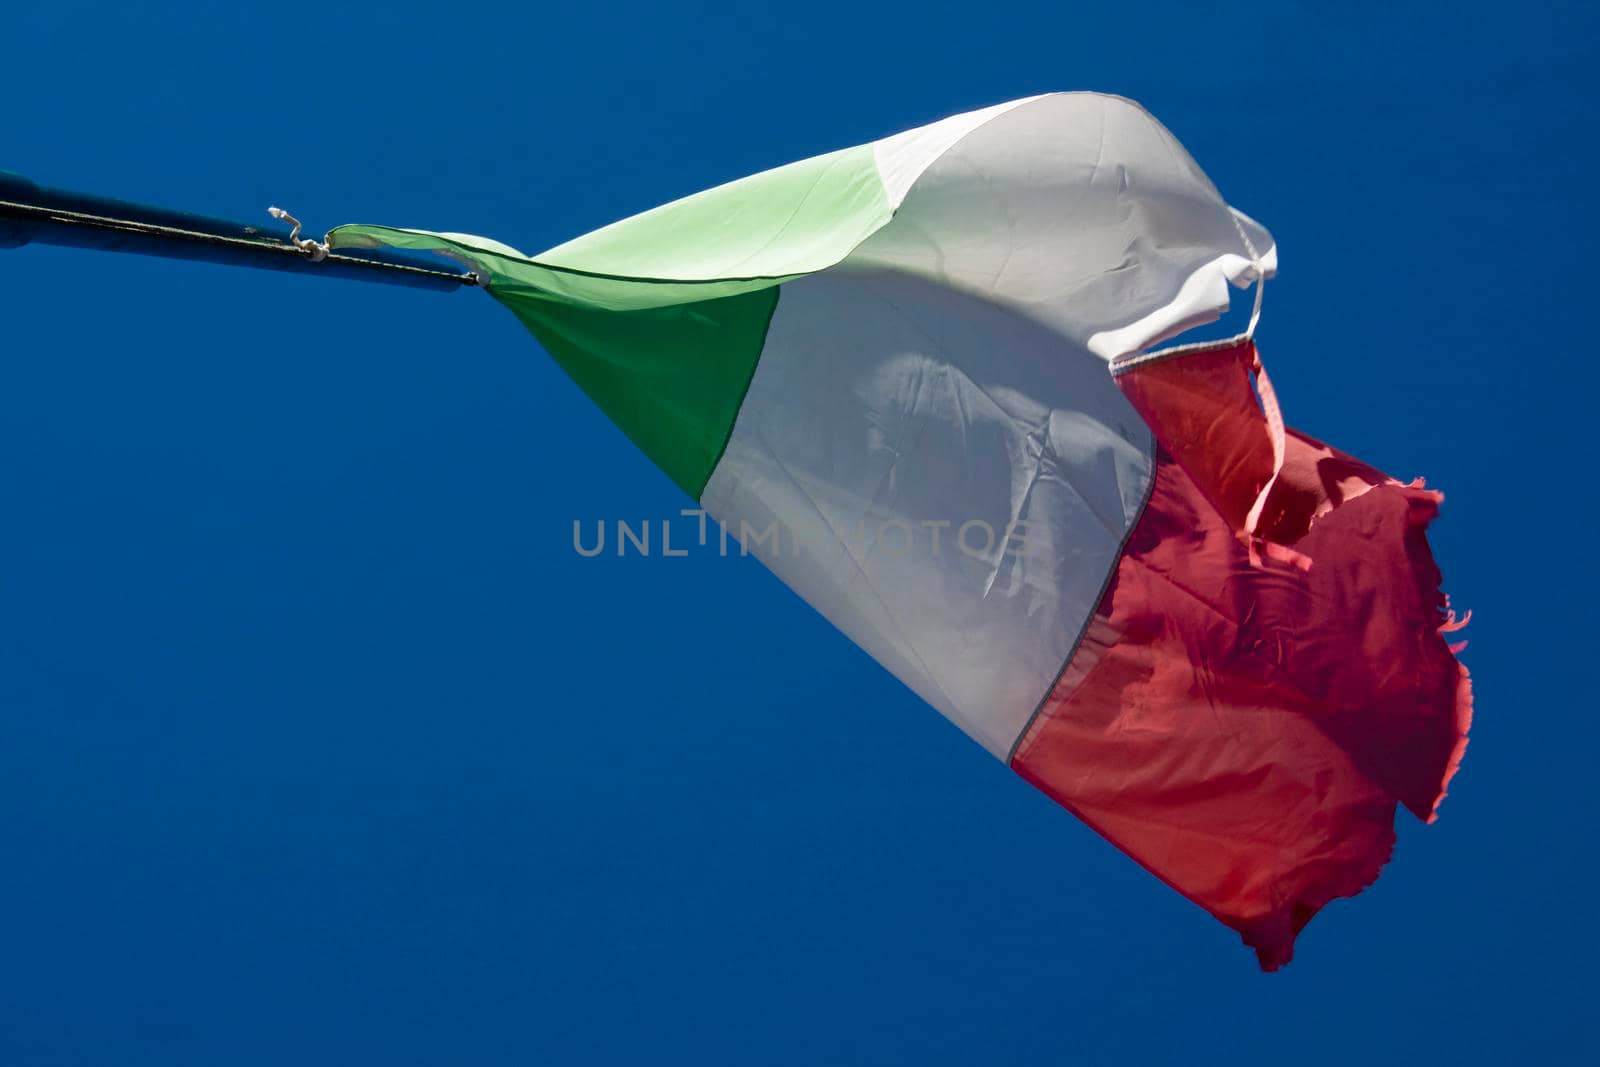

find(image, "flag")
[329,92,1470,968]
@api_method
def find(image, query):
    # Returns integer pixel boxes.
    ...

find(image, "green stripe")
[327,143,891,498]
[538,145,889,281]
[505,285,778,497]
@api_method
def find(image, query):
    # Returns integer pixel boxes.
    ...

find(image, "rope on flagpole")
[0,196,479,289]
[267,206,330,262]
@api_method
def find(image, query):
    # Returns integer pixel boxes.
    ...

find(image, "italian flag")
[331,93,1471,968]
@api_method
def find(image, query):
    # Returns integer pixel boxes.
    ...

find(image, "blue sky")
[2,3,1595,1063]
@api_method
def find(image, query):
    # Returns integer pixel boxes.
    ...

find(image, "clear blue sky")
[2,3,1594,1063]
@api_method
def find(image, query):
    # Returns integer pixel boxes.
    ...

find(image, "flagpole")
[0,171,477,293]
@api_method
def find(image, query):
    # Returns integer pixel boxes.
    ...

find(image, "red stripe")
[1012,338,1471,970]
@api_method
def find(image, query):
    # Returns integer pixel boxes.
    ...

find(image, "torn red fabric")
[1010,337,1471,970]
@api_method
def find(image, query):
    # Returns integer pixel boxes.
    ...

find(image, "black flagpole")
[0,171,477,293]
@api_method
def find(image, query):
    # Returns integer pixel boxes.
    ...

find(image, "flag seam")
[696,286,787,500]
[1004,428,1160,765]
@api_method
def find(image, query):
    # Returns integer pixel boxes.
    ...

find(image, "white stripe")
[702,268,1152,757]
[703,94,1275,758]
[872,96,1045,209]
[1087,252,1256,360]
